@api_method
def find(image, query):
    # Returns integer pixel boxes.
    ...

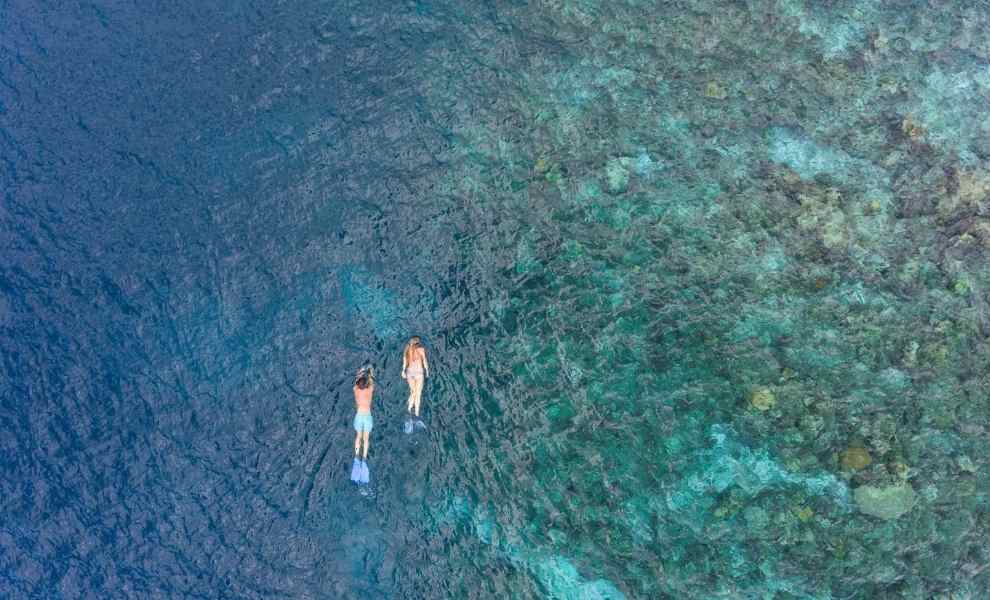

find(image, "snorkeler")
[401,336,429,431]
[350,366,374,484]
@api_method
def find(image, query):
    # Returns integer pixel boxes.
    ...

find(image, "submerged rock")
[527,554,626,600]
[853,484,917,520]
[604,157,630,194]
[957,455,977,473]
[901,116,926,142]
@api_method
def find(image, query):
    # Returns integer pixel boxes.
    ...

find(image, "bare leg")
[411,377,425,417]
[406,378,415,414]
[361,431,370,459]
[354,431,361,456]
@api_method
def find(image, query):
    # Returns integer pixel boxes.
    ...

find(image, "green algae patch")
[839,446,872,471]
[703,81,728,100]
[748,386,776,411]
[795,506,815,522]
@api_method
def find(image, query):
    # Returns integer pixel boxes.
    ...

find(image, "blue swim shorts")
[354,413,373,432]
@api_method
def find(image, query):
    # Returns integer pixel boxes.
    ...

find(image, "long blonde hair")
[404,336,423,365]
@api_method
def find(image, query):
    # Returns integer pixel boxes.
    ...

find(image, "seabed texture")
[2,1,989,599]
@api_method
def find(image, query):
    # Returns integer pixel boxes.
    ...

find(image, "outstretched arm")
[422,350,430,378]
[401,354,407,378]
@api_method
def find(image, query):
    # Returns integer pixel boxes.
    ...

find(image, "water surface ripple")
[3,1,990,599]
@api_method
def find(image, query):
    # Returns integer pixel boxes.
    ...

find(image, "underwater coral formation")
[415,0,990,597]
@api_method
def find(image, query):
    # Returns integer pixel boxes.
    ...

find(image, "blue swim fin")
[404,418,414,435]
[350,457,362,483]
[359,460,370,484]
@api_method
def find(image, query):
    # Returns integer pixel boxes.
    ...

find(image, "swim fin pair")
[350,457,370,484]
[404,417,426,435]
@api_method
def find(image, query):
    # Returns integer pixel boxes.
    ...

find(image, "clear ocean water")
[2,1,989,598]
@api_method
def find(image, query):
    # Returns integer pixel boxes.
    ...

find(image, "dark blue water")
[4,1,990,598]
[1,2,500,597]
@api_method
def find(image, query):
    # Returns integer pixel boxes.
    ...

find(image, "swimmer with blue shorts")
[350,366,374,484]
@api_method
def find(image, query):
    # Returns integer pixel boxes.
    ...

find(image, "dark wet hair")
[355,366,374,389]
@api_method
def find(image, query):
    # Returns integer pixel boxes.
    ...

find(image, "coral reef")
[410,0,990,596]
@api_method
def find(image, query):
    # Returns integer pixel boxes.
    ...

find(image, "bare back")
[354,384,373,414]
[408,347,426,369]
[404,345,428,377]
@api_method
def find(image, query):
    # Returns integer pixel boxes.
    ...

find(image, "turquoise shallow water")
[2,1,990,598]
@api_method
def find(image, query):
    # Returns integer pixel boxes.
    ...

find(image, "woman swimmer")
[401,336,429,425]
